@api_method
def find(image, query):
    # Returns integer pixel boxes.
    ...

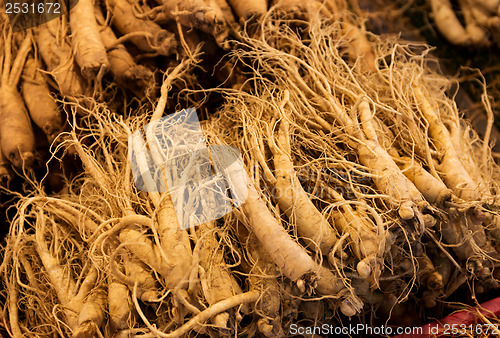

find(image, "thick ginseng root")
[341,21,377,72]
[34,18,86,97]
[108,281,133,333]
[356,101,426,220]
[0,33,35,168]
[413,83,492,250]
[72,287,107,338]
[413,84,480,202]
[429,0,489,46]
[398,156,452,206]
[69,0,109,79]
[198,221,243,330]
[129,69,194,294]
[270,116,338,255]
[112,213,189,292]
[476,0,500,13]
[162,0,229,44]
[456,0,491,44]
[35,240,79,329]
[416,253,444,308]
[95,8,154,96]
[331,208,381,282]
[0,87,35,168]
[122,255,161,302]
[213,0,238,28]
[106,0,177,55]
[242,182,331,285]
[240,182,362,316]
[228,0,267,21]
[323,183,383,282]
[35,220,100,332]
[320,0,376,71]
[235,223,282,336]
[357,139,424,220]
[22,57,64,144]
[118,226,167,278]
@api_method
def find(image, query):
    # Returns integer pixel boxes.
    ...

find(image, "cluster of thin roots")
[1,3,500,337]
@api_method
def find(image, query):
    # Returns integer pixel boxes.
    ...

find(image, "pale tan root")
[0,86,35,168]
[106,0,177,55]
[476,0,500,13]
[239,182,361,316]
[136,62,194,292]
[155,202,194,290]
[213,0,238,27]
[198,221,242,329]
[271,0,324,18]
[108,281,133,332]
[69,0,109,79]
[228,0,267,20]
[118,226,168,277]
[103,213,177,291]
[35,226,78,329]
[241,183,327,283]
[162,0,229,44]
[456,0,490,45]
[0,33,35,168]
[35,221,100,331]
[398,156,452,206]
[135,290,260,338]
[356,101,426,220]
[341,21,377,72]
[72,287,107,338]
[34,18,86,97]
[413,83,490,247]
[417,253,444,290]
[325,186,382,282]
[270,115,338,255]
[235,223,281,336]
[429,0,488,46]
[122,255,161,302]
[21,56,64,143]
[468,3,500,34]
[7,271,22,338]
[417,253,444,308]
[357,139,423,220]
[95,8,154,95]
[413,81,481,202]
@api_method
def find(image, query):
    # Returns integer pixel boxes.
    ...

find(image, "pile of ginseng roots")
[1,3,500,338]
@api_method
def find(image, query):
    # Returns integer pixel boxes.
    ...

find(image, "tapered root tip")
[398,201,414,220]
[356,261,371,280]
[423,214,437,228]
[213,312,229,329]
[340,295,363,317]
[258,318,274,336]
